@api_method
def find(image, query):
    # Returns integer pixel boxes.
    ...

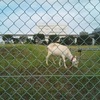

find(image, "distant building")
[38,24,67,42]
[38,24,67,34]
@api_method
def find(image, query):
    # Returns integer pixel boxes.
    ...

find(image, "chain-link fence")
[0,0,100,99]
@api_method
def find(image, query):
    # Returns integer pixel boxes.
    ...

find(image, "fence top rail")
[0,34,68,36]
[0,34,94,37]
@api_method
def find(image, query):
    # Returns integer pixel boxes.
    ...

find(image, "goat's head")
[71,56,79,68]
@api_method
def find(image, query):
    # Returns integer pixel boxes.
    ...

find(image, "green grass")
[0,44,100,99]
[0,44,99,75]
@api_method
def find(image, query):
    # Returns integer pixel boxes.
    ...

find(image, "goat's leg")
[46,52,51,66]
[59,58,61,66]
[62,55,67,68]
[52,57,56,64]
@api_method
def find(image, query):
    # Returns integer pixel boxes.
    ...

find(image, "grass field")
[0,44,100,99]
[0,44,100,75]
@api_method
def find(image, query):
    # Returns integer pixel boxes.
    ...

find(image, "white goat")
[46,43,79,68]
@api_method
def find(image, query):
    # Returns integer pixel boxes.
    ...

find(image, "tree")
[60,35,75,45]
[77,35,92,45]
[79,31,88,36]
[33,34,45,44]
[48,34,59,44]
[94,33,100,45]
[12,38,20,44]
[2,34,13,43]
[92,32,100,45]
[19,35,28,44]
[78,31,92,45]
[26,38,33,44]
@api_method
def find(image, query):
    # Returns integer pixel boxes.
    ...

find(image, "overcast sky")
[0,0,100,36]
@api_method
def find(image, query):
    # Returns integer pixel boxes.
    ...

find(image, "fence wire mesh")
[0,0,100,99]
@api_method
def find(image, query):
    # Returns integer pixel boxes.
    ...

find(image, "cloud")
[0,0,100,35]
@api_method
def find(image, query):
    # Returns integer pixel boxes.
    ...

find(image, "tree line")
[1,31,100,45]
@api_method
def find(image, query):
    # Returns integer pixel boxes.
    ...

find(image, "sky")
[0,0,100,39]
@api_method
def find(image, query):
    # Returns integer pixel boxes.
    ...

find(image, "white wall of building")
[37,24,67,42]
